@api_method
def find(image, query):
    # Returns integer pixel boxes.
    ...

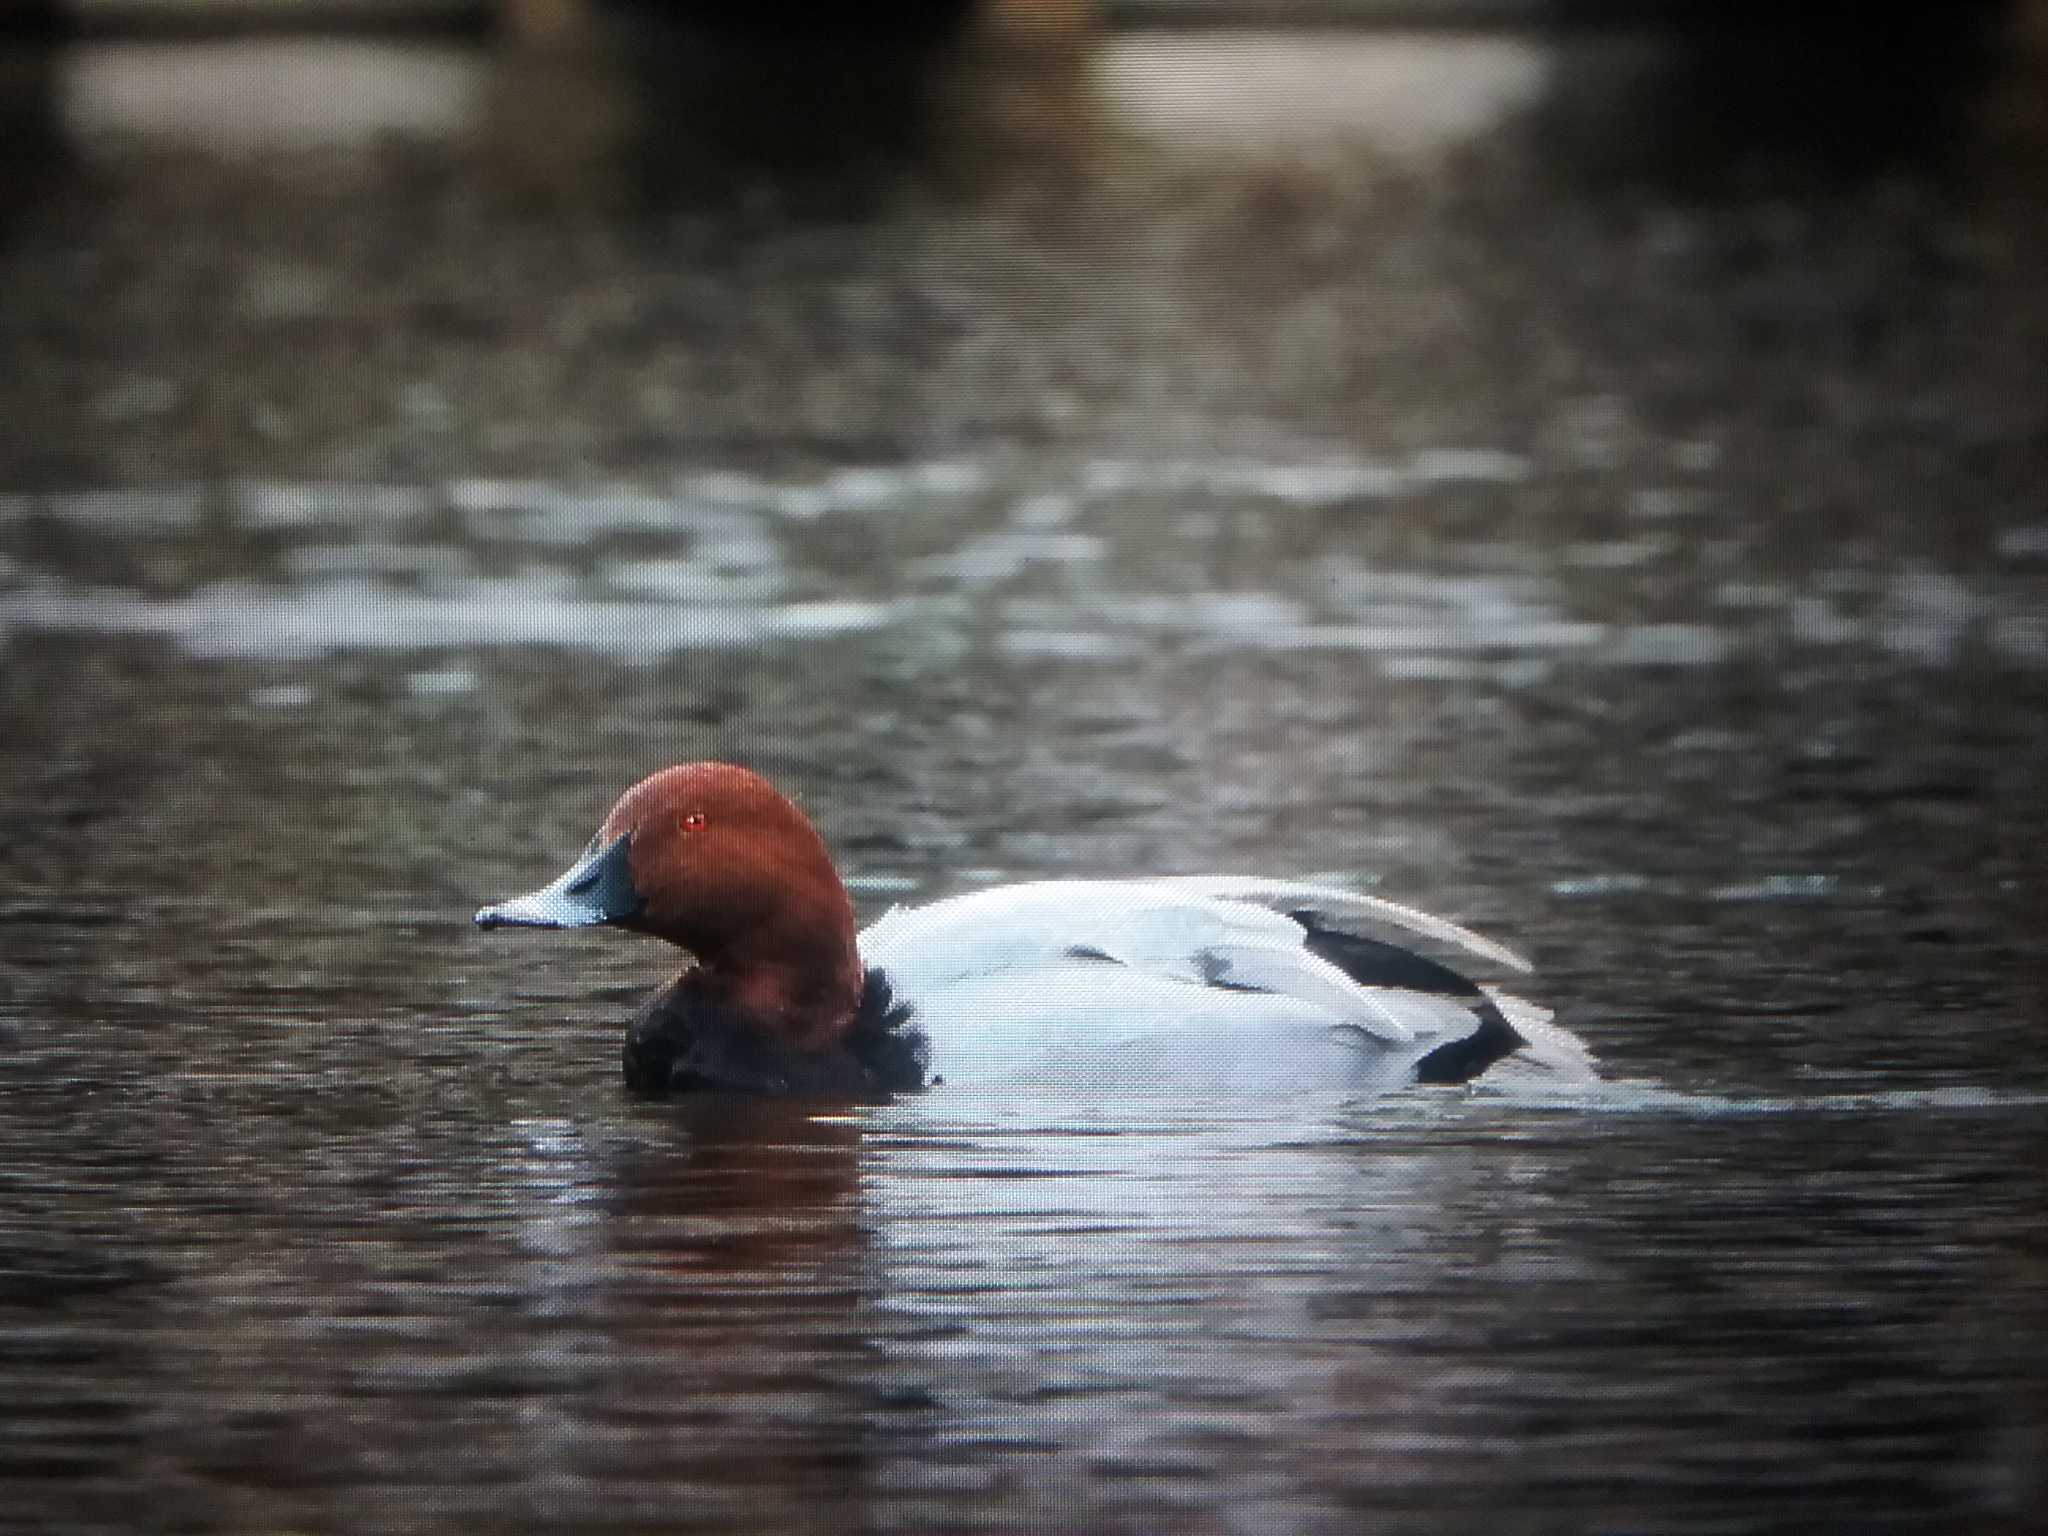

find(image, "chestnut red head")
[477,763,864,1050]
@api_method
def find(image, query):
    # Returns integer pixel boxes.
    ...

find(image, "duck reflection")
[503,1096,880,1522]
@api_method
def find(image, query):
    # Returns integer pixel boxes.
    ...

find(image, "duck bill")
[474,832,642,931]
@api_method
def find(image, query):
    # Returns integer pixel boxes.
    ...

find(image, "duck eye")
[681,811,706,832]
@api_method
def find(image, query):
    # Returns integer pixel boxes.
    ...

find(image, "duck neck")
[686,912,865,1054]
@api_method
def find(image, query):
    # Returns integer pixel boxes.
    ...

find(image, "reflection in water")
[63,39,479,149]
[1100,31,1545,157]
[502,1101,876,1528]
[487,0,1097,210]
[33,5,2040,198]
[48,4,1095,208]
[0,8,65,236]
[5,457,2044,670]
[1538,3,2018,185]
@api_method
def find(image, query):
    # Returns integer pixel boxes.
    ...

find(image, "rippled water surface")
[4,12,2047,1534]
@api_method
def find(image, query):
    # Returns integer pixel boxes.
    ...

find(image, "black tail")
[1293,911,1527,1085]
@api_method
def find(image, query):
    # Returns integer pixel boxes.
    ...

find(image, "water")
[4,11,2047,1533]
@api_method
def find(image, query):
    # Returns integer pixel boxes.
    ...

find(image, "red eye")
[681,811,706,832]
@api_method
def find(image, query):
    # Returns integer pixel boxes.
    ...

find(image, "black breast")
[623,968,928,1097]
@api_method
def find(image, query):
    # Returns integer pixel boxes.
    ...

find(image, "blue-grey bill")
[474,832,641,930]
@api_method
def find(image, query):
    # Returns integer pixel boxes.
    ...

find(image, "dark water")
[4,11,2047,1533]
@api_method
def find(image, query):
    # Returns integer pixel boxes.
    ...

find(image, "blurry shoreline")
[40,0,1878,42]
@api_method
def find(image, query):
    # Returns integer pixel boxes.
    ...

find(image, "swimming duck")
[474,762,1593,1096]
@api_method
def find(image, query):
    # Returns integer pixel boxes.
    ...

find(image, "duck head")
[475,763,865,1051]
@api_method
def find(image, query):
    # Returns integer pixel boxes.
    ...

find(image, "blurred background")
[3,2,2046,1533]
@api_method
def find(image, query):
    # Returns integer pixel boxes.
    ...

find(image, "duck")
[473,762,1594,1097]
